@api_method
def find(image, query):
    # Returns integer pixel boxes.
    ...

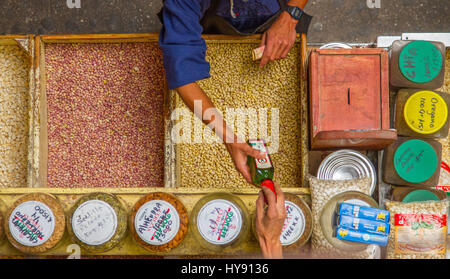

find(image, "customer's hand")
[225,141,265,183]
[259,11,298,68]
[255,181,286,259]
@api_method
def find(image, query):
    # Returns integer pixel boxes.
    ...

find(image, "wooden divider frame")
[0,33,310,257]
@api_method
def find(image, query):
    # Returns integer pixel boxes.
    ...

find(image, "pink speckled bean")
[45,43,165,188]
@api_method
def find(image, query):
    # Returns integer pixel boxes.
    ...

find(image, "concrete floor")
[0,0,448,43]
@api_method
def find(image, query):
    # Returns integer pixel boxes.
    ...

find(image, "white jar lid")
[9,201,56,247]
[72,200,118,246]
[134,200,180,245]
[197,199,243,245]
[281,201,306,246]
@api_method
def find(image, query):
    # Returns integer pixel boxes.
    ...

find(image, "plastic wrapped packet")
[385,199,448,259]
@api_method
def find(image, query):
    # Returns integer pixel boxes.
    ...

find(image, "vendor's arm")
[259,0,309,68]
[176,83,264,183]
[159,0,264,183]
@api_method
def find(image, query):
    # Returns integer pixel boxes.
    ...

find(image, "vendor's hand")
[255,182,286,259]
[225,141,265,184]
[259,11,298,68]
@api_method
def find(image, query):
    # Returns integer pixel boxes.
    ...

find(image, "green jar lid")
[398,40,443,83]
[402,190,440,203]
[393,139,438,183]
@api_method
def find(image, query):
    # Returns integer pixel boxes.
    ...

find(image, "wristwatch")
[284,5,303,21]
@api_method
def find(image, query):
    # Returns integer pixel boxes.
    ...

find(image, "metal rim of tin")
[324,157,369,178]
[317,150,376,195]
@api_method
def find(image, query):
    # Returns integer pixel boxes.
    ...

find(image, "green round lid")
[393,139,438,183]
[402,190,440,203]
[399,40,443,83]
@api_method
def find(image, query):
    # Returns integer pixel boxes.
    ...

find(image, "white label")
[9,201,56,247]
[281,201,306,246]
[197,199,243,245]
[72,200,117,246]
[134,200,180,245]
[249,139,272,169]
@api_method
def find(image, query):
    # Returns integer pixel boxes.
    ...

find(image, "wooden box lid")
[309,48,396,150]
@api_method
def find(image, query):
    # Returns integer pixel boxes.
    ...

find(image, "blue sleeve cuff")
[160,43,211,90]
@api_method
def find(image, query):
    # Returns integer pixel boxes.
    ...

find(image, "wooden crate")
[0,33,311,258]
[308,48,397,150]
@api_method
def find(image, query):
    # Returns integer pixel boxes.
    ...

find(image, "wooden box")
[308,48,397,150]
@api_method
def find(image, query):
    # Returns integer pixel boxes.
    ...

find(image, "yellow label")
[404,90,448,134]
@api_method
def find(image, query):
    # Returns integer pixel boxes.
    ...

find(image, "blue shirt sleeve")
[158,0,211,90]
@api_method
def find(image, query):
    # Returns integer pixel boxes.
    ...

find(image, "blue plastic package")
[338,202,390,223]
[338,215,390,236]
[335,227,389,246]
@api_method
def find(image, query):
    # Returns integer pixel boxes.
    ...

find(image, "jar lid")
[399,40,443,83]
[68,193,127,253]
[9,201,56,247]
[402,190,440,203]
[196,199,243,246]
[404,90,448,134]
[134,200,180,246]
[130,192,188,253]
[281,201,306,246]
[6,193,66,254]
[394,139,438,183]
[72,200,118,246]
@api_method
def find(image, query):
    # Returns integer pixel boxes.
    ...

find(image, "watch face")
[287,6,302,20]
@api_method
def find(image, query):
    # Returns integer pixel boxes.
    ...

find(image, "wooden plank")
[37,36,49,188]
[0,186,310,195]
[300,33,309,187]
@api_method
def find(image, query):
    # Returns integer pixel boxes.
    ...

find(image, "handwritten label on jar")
[404,90,448,135]
[394,139,438,183]
[8,201,55,247]
[197,199,243,245]
[281,201,305,246]
[72,200,117,246]
[399,41,443,83]
[135,200,180,246]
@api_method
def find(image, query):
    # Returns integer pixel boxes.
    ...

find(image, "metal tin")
[317,150,376,195]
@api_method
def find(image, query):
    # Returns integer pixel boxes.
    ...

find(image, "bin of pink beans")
[44,42,165,188]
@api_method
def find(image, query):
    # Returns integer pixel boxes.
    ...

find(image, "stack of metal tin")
[317,150,377,196]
